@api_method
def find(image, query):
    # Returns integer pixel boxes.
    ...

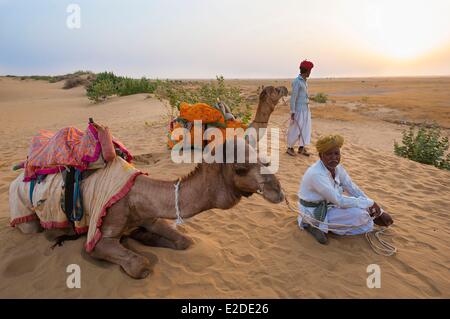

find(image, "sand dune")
[0,77,449,298]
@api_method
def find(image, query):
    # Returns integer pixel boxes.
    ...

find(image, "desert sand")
[0,76,449,298]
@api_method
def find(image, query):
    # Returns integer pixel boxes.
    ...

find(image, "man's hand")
[369,202,382,218]
[91,121,108,132]
[376,211,394,227]
[370,202,394,227]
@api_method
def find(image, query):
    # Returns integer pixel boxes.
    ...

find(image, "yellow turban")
[315,134,344,154]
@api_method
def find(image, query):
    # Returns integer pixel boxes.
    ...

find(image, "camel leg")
[129,227,182,249]
[89,199,154,279]
[130,219,193,250]
[17,220,43,234]
[89,237,153,279]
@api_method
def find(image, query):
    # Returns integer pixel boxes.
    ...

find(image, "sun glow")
[362,0,449,60]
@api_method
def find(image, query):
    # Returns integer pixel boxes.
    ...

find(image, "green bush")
[92,72,120,87]
[311,92,328,103]
[154,80,196,111]
[85,72,156,102]
[29,75,54,82]
[394,124,450,170]
[155,76,252,124]
[117,77,156,96]
[86,77,117,102]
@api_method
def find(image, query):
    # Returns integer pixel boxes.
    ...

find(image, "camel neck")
[131,164,241,220]
[253,101,273,125]
[178,164,242,217]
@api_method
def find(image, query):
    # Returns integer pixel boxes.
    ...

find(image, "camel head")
[259,85,289,109]
[208,138,284,204]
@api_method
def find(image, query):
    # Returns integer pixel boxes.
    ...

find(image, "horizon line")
[2,73,450,80]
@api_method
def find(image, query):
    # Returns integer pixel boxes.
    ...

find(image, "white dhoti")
[298,206,374,235]
[297,160,375,236]
[287,109,311,148]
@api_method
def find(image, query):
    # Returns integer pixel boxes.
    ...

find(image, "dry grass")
[223,77,450,128]
[63,77,87,89]
[310,104,369,122]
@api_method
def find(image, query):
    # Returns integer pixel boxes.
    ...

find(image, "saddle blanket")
[9,157,143,252]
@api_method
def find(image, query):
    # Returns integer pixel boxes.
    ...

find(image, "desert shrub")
[155,80,197,110]
[310,92,328,103]
[155,76,252,124]
[16,71,93,84]
[86,75,117,102]
[234,104,253,125]
[63,77,85,89]
[93,72,120,86]
[85,72,156,102]
[29,75,53,82]
[117,77,156,96]
[394,123,450,170]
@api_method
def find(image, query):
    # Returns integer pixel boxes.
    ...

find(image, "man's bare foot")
[304,224,328,244]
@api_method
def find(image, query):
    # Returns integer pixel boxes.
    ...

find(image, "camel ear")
[259,88,267,100]
[260,86,275,100]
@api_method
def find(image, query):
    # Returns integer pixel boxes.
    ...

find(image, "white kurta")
[287,76,311,148]
[297,160,374,235]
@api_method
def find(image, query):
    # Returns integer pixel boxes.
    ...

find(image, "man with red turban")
[287,59,314,156]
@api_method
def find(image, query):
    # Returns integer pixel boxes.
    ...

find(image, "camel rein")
[174,178,184,226]
[283,189,397,256]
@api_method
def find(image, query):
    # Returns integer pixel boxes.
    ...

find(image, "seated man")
[297,134,393,244]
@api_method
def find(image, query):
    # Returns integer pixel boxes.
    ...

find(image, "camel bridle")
[173,178,184,226]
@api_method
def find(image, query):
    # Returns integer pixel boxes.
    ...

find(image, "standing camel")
[249,86,288,131]
[246,86,288,146]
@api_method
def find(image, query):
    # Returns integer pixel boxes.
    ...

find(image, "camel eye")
[235,166,249,176]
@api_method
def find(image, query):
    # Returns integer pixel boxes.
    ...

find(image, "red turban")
[299,60,314,71]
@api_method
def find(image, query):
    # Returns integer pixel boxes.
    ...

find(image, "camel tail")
[50,233,86,250]
[12,162,25,171]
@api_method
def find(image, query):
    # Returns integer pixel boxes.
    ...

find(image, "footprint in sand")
[185,254,215,272]
[132,152,165,165]
[225,223,242,231]
[0,184,9,194]
[259,209,276,219]
[2,252,40,277]
[234,253,255,263]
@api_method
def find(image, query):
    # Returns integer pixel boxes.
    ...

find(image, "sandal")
[298,147,311,157]
[286,148,296,156]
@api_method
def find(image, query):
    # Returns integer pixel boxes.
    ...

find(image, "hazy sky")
[1,0,449,78]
